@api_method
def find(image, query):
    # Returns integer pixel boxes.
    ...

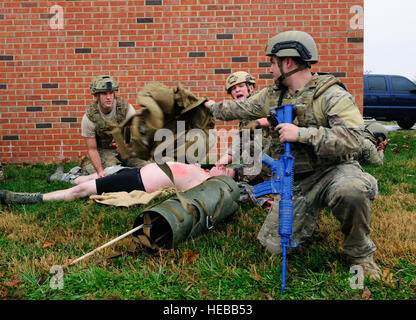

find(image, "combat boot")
[0,190,43,205]
[60,166,84,184]
[47,165,65,183]
[348,253,382,281]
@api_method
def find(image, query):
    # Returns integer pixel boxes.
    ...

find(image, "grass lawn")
[0,129,415,301]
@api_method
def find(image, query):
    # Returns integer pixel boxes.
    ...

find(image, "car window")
[391,76,416,91]
[368,76,387,91]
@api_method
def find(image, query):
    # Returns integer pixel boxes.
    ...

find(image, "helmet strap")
[277,57,308,84]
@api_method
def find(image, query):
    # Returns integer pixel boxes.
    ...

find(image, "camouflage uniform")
[353,137,384,166]
[224,71,258,129]
[210,73,378,261]
[215,83,281,182]
[353,123,387,167]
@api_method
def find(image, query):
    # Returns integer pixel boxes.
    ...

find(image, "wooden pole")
[62,224,144,269]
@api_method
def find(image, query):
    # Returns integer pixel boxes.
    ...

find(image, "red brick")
[0,0,363,163]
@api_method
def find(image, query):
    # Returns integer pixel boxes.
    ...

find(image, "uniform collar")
[291,73,320,98]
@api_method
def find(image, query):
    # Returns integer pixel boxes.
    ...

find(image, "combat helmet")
[90,75,119,95]
[225,71,256,94]
[265,30,318,64]
[364,123,388,145]
[265,31,318,83]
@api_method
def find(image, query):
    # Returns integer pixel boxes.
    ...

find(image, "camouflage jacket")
[236,91,259,129]
[219,85,281,163]
[210,73,365,175]
[85,96,130,149]
[210,82,280,120]
[353,137,384,166]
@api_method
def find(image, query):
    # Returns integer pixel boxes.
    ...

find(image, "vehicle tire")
[397,118,415,130]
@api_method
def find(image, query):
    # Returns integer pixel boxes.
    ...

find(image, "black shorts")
[95,168,145,195]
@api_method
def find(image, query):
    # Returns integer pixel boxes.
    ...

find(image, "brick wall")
[0,0,363,164]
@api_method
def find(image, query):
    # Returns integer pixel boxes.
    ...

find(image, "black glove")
[267,113,279,127]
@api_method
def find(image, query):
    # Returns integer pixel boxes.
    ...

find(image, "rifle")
[252,104,298,293]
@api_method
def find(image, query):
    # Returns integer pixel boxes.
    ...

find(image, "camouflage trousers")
[257,162,378,259]
[80,149,150,174]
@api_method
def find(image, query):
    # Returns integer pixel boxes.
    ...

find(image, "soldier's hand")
[242,120,261,131]
[204,100,215,108]
[377,138,389,151]
[215,154,232,167]
[275,123,299,142]
[97,170,106,178]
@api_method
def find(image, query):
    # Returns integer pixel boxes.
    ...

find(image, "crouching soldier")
[356,123,388,166]
[48,75,137,184]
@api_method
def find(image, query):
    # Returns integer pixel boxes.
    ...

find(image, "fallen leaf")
[362,286,371,300]
[403,135,411,140]
[382,268,390,282]
[4,277,22,288]
[251,266,263,281]
[382,269,395,287]
[259,288,273,300]
[252,274,262,281]
[0,286,8,300]
[42,239,54,249]
[183,250,199,263]
[388,273,395,288]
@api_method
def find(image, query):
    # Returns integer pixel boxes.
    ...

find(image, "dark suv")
[363,74,416,129]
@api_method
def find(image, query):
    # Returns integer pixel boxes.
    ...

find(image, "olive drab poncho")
[107,82,216,162]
